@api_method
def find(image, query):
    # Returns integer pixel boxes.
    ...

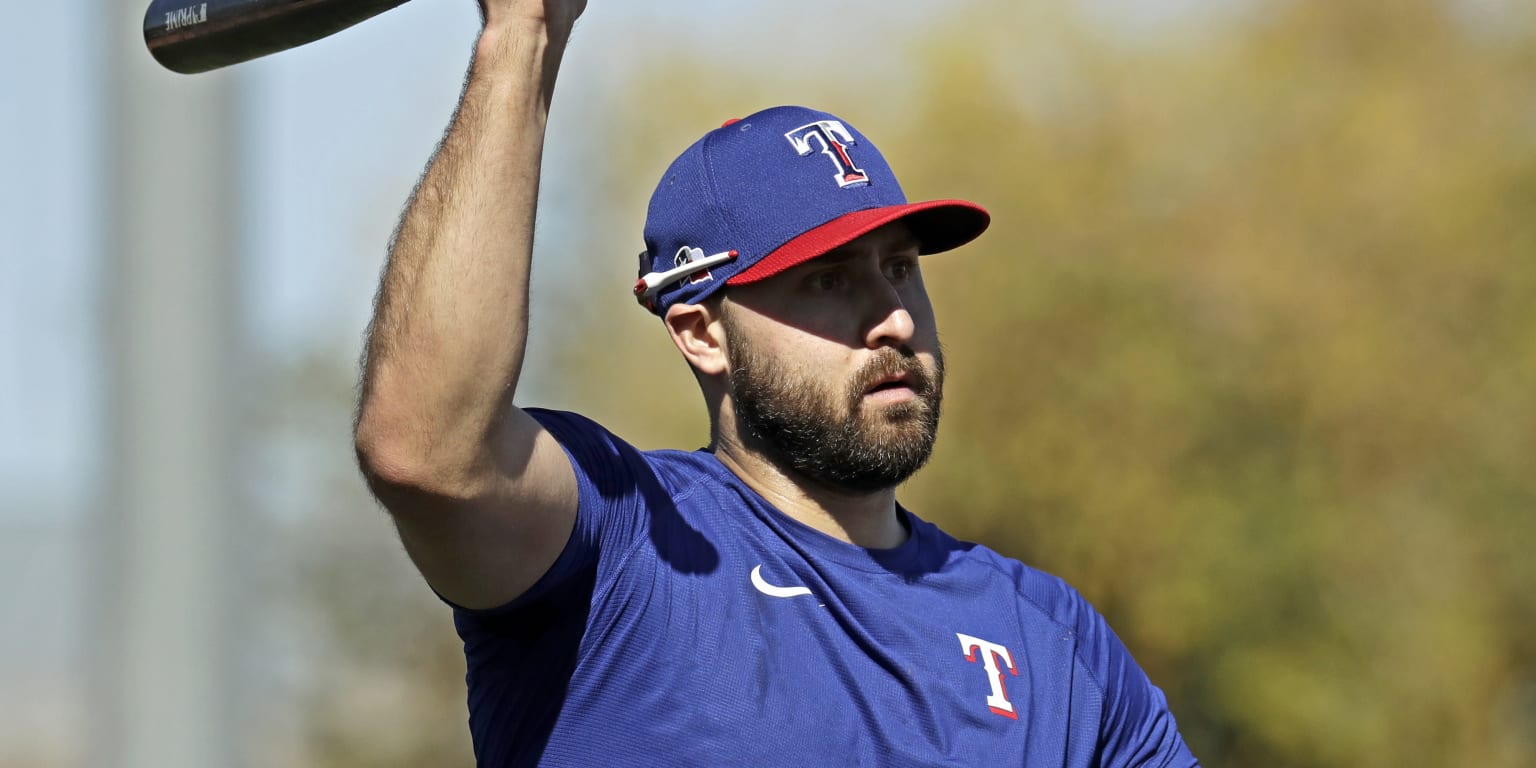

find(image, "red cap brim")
[726,200,991,285]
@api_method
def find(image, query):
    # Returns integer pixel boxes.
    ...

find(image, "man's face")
[719,222,945,493]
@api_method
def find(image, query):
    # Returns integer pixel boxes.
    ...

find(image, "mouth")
[863,372,917,397]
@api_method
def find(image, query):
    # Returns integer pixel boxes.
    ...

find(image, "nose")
[864,287,916,349]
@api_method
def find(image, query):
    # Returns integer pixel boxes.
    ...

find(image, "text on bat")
[165,3,209,32]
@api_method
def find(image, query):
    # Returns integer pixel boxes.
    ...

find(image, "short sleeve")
[1077,596,1200,767]
[446,410,665,764]
[454,408,656,616]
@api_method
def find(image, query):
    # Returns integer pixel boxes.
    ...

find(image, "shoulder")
[919,519,1086,627]
[916,517,1199,765]
[921,520,1124,683]
[524,407,627,454]
[524,407,721,498]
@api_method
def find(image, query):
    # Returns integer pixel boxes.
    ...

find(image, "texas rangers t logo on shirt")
[957,633,1021,720]
[785,120,870,188]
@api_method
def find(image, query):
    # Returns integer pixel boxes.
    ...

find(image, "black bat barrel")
[144,0,414,74]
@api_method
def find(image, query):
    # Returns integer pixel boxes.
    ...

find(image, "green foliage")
[551,1,1536,765]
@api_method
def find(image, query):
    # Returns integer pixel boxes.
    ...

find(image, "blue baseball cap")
[634,105,990,314]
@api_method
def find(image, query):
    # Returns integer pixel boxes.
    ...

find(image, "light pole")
[91,2,245,765]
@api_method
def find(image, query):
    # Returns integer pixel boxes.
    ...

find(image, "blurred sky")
[0,0,1247,759]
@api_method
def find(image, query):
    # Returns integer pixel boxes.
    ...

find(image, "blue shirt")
[453,409,1199,767]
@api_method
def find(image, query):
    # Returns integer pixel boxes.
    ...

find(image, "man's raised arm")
[353,0,587,610]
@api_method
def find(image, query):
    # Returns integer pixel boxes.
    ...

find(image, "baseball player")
[354,1,1200,765]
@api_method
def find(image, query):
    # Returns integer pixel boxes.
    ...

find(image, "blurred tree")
[544,1,1536,766]
[260,350,474,767]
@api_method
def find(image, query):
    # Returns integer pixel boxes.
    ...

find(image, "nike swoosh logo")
[750,565,812,598]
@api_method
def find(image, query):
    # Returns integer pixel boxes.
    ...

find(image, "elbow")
[353,417,426,501]
[353,410,492,509]
[354,430,410,492]
[354,413,444,502]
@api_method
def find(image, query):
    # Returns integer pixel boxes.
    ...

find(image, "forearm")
[356,20,569,482]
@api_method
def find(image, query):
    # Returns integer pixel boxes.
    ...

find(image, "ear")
[664,300,730,377]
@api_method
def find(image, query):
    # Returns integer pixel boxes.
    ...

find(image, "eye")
[885,256,918,283]
[806,268,847,292]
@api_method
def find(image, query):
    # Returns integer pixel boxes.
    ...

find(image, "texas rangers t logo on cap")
[785,120,870,189]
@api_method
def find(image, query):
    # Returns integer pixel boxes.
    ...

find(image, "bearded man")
[353,1,1200,766]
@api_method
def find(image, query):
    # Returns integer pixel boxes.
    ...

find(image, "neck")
[712,434,909,550]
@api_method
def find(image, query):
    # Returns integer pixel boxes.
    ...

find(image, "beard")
[722,316,945,494]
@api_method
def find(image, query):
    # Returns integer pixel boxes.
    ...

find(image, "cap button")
[720,118,742,127]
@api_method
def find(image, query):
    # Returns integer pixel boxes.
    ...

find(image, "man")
[354,1,1199,765]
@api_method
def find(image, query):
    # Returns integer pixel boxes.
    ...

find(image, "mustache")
[850,347,941,401]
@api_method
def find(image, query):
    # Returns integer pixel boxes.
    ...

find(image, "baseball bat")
[144,0,415,74]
